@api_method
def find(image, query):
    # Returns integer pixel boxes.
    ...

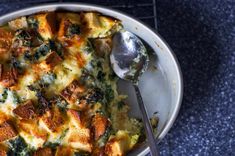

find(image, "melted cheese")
[20,132,45,149]
[16,70,38,100]
[0,89,17,117]
[0,12,142,155]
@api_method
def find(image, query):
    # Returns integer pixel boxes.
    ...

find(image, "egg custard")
[0,12,144,155]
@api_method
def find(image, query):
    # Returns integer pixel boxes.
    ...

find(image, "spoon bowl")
[110,31,149,83]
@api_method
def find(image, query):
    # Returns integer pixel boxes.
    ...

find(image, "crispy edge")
[8,17,28,31]
[60,80,85,105]
[0,144,7,156]
[41,106,64,133]
[34,12,56,40]
[55,146,73,156]
[66,109,92,152]
[0,65,18,88]
[0,121,17,142]
[33,147,53,156]
[38,51,62,72]
[91,114,109,140]
[13,100,37,119]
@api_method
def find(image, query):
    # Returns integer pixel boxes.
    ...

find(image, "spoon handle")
[133,85,160,156]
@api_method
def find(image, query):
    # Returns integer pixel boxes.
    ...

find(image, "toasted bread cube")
[60,80,85,105]
[39,51,62,71]
[33,147,53,156]
[41,106,64,133]
[91,114,109,140]
[34,13,56,40]
[0,65,18,88]
[0,112,9,125]
[66,128,92,152]
[81,12,119,38]
[55,146,73,156]
[80,12,102,38]
[18,119,47,140]
[92,146,105,156]
[8,17,28,31]
[93,37,112,57]
[57,18,68,39]
[0,121,17,142]
[0,28,13,60]
[105,131,135,156]
[65,109,92,152]
[97,16,120,38]
[0,144,7,156]
[13,100,37,119]
[67,109,82,127]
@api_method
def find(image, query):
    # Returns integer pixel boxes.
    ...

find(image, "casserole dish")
[0,3,183,155]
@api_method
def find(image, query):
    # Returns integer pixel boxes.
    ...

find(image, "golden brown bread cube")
[34,13,56,40]
[8,17,28,31]
[66,109,92,152]
[39,51,62,71]
[0,121,17,142]
[60,80,85,105]
[81,12,119,38]
[105,131,133,156]
[18,119,47,141]
[91,113,109,140]
[0,65,18,88]
[0,144,7,156]
[41,106,65,133]
[33,147,53,156]
[13,100,37,119]
[55,146,73,156]
[0,28,13,61]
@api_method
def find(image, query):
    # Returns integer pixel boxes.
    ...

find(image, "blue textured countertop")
[157,1,235,155]
[0,0,234,155]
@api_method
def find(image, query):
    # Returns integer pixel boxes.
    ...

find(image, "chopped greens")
[49,40,64,57]
[0,88,8,103]
[43,128,69,149]
[117,101,125,110]
[27,17,38,29]
[83,39,94,54]
[15,29,31,47]
[85,88,104,104]
[25,40,64,62]
[104,84,114,103]
[16,30,31,40]
[12,91,21,105]
[54,97,68,112]
[97,71,105,81]
[28,72,56,91]
[24,51,33,61]
[35,43,50,58]
[43,142,59,149]
[7,136,30,156]
[66,24,80,37]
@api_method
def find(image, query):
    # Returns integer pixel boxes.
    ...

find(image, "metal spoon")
[110,31,160,156]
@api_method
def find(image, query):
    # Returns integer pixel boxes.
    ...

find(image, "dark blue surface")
[157,1,235,155]
[0,0,234,155]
